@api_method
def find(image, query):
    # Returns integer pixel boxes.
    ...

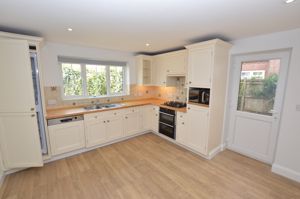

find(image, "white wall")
[0,151,4,185]
[40,42,136,87]
[226,28,300,182]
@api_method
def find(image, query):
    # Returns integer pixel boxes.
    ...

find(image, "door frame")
[226,49,291,164]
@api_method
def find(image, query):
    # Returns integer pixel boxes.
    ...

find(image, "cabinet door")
[0,113,43,169]
[188,47,213,88]
[166,51,187,75]
[0,39,36,113]
[153,56,167,86]
[124,112,140,136]
[106,116,124,141]
[176,112,188,145]
[85,117,107,147]
[151,106,159,132]
[48,121,85,156]
[186,106,209,154]
[140,106,153,131]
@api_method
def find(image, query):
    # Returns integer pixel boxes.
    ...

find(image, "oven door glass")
[159,112,175,126]
[159,122,175,139]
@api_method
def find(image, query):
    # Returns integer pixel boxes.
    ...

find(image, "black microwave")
[188,87,210,105]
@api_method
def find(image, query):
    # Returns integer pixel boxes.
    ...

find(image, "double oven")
[159,107,176,139]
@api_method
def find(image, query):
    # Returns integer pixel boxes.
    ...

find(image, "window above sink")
[59,56,129,100]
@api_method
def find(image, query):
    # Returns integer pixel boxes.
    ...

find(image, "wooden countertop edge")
[46,99,187,119]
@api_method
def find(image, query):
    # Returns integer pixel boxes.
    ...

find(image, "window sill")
[62,93,130,101]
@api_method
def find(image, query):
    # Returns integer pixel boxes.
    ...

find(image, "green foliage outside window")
[87,66,107,96]
[110,66,123,94]
[62,64,82,96]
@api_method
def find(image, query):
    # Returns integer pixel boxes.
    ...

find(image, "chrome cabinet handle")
[125,116,128,119]
[30,108,35,111]
[103,121,106,123]
[182,122,184,125]
[31,114,35,117]
[107,120,110,123]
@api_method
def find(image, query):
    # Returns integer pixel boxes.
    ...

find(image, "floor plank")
[1,133,300,199]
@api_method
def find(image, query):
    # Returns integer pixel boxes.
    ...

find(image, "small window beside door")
[237,59,280,116]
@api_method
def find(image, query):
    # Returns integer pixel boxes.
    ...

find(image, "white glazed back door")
[227,50,290,164]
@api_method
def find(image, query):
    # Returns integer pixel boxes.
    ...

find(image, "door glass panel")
[237,59,280,116]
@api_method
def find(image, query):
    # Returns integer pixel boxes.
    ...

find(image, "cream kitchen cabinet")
[124,107,141,136]
[186,47,213,88]
[106,115,124,141]
[163,50,187,76]
[176,112,188,146]
[186,105,209,155]
[48,119,85,156]
[0,36,44,170]
[84,114,106,147]
[152,55,167,86]
[186,39,231,88]
[140,105,158,131]
[136,55,153,85]
[176,106,209,155]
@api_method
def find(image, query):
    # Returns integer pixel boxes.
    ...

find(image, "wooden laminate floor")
[1,133,300,199]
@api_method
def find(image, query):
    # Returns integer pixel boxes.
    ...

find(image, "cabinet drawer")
[84,112,102,121]
[101,109,124,118]
[123,107,140,114]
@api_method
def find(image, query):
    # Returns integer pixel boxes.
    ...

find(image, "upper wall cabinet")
[162,49,187,76]
[185,39,231,88]
[136,55,153,85]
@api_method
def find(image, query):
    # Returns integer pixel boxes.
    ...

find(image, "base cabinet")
[124,112,140,136]
[48,121,85,156]
[187,106,209,155]
[176,105,209,155]
[106,116,124,141]
[84,116,106,147]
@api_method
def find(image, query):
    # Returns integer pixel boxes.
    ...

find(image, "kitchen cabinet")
[152,55,167,86]
[124,111,141,136]
[0,37,44,170]
[136,55,153,85]
[106,116,124,141]
[84,114,106,147]
[164,50,187,76]
[186,105,209,155]
[176,112,188,145]
[186,47,212,88]
[140,105,158,131]
[48,120,85,156]
[0,113,43,169]
[185,39,231,157]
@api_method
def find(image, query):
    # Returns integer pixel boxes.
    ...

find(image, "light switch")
[296,105,300,112]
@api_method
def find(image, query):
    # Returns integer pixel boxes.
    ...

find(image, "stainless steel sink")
[84,103,123,110]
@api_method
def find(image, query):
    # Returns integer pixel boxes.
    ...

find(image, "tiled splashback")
[44,82,187,109]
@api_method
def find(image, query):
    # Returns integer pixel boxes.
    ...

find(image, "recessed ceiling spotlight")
[145,43,150,47]
[67,28,73,32]
[285,0,296,3]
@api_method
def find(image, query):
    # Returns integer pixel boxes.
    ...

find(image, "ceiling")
[0,0,299,53]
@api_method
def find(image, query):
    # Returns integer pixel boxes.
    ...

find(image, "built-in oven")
[159,107,176,139]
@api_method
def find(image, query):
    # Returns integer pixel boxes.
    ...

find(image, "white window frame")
[60,62,128,100]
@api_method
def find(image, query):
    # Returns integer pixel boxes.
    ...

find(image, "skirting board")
[272,164,300,183]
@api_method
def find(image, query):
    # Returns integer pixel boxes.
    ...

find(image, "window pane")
[86,65,107,96]
[62,63,82,96]
[237,59,280,116]
[110,66,124,94]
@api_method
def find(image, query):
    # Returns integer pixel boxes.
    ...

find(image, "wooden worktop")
[46,98,187,119]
